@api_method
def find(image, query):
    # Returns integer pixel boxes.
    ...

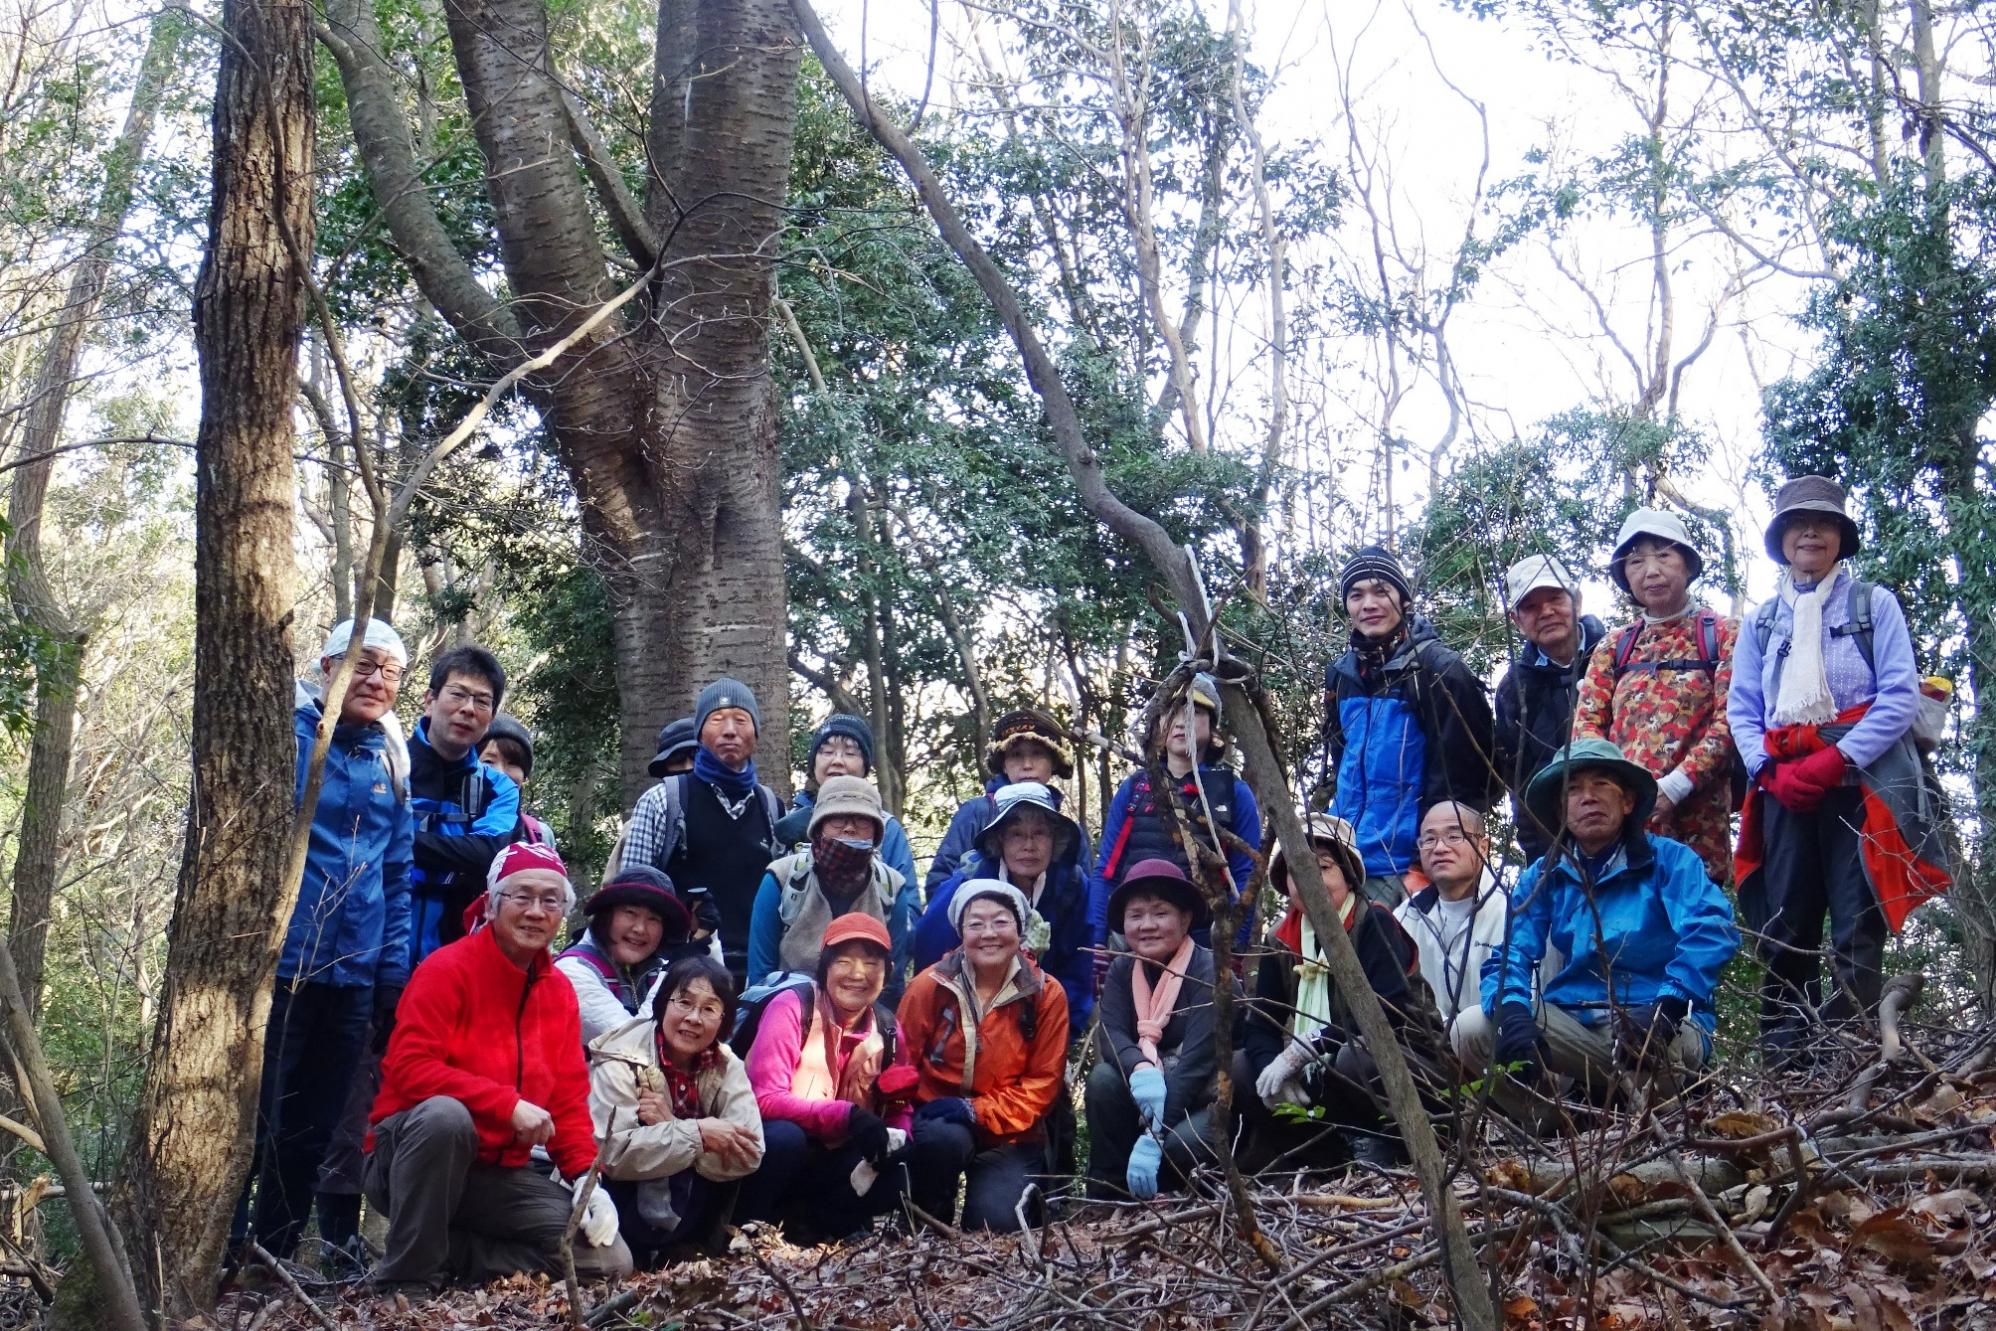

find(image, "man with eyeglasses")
[1395,802,1509,1047]
[405,646,521,961]
[233,618,415,1277]
[364,842,632,1292]
[315,645,521,1261]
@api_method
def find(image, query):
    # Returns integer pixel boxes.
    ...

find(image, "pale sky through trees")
[818,0,1846,602]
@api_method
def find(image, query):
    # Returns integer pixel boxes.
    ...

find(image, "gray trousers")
[1453,1002,1708,1101]
[366,1097,632,1286]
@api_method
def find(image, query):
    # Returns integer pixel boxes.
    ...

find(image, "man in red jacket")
[364,843,632,1292]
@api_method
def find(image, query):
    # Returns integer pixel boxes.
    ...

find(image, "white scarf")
[1289,898,1356,1043]
[1770,562,1843,727]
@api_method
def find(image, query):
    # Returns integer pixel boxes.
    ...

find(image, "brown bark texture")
[119,0,311,1317]
[328,0,799,807]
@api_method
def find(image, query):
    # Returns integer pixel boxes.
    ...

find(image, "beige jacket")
[587,1017,764,1183]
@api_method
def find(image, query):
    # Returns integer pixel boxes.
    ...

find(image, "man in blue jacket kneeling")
[1458,738,1738,1100]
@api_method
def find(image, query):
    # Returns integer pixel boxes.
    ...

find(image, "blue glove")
[1128,1065,1167,1130]
[1126,1133,1163,1200]
[914,1097,975,1128]
[1494,1003,1542,1084]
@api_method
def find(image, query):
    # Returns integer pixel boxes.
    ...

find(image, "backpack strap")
[557,942,618,984]
[1832,579,1876,674]
[1610,617,1720,677]
[1610,623,1644,678]
[1753,598,1780,655]
[1694,609,1721,670]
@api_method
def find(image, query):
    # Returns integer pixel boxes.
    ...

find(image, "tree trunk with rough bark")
[327,0,798,807]
[3,10,181,1021]
[117,0,311,1316]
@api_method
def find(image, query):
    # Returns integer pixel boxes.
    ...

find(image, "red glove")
[874,1064,920,1105]
[1760,762,1821,814]
[1789,745,1849,801]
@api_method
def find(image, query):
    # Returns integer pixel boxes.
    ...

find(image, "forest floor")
[193,997,1996,1329]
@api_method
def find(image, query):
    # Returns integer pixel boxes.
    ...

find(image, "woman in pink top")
[735,914,915,1238]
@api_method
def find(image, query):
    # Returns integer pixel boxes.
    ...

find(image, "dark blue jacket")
[280,698,413,989]
[406,718,520,962]
[1494,615,1607,861]
[1325,617,1499,878]
[1087,765,1261,952]
[926,778,1092,901]
[914,835,1097,1038]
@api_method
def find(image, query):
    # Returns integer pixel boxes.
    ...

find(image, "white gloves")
[849,1128,910,1197]
[1256,1041,1315,1108]
[574,1178,620,1247]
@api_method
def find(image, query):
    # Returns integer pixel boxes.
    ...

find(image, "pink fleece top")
[744,988,912,1141]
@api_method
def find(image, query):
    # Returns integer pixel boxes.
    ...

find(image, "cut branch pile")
[217,1006,1996,1331]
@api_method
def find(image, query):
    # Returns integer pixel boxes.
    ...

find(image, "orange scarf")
[1130,936,1195,1069]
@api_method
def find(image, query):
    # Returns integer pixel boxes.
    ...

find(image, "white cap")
[1504,555,1579,612]
[320,617,409,666]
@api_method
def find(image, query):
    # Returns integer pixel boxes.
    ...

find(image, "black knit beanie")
[1338,545,1413,609]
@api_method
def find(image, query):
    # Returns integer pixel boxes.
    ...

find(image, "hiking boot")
[1342,1130,1407,1172]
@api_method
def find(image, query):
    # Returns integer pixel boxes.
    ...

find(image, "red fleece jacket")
[368,926,596,1178]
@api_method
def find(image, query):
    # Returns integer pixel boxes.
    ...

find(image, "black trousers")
[1744,787,1886,1044]
[232,980,371,1259]
[904,1120,1044,1231]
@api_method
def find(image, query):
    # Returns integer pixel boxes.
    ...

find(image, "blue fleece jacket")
[1481,830,1738,1031]
[280,699,414,989]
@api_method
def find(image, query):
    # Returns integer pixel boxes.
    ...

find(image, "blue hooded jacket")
[914,824,1097,1038]
[280,697,414,989]
[1480,830,1739,1034]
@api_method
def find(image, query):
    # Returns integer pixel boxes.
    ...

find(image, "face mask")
[836,837,876,855]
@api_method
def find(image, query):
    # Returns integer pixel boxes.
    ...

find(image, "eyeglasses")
[961,918,1019,937]
[440,684,495,713]
[1417,829,1479,850]
[339,656,405,684]
[500,891,566,914]
[665,994,722,1019]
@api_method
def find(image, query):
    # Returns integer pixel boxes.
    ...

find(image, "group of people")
[231,473,1952,1295]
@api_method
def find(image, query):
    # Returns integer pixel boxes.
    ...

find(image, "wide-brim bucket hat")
[1609,508,1705,595]
[1269,812,1365,895]
[1105,857,1210,932]
[1764,475,1862,564]
[1525,738,1657,842]
[976,781,1082,861]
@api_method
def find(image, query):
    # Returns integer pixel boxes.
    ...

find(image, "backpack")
[729,974,899,1066]
[610,771,783,878]
[1609,609,1749,811]
[1099,769,1240,885]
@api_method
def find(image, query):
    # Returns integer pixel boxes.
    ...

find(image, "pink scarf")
[1129,936,1195,1069]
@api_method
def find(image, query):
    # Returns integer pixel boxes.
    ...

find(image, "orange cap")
[820,912,892,954]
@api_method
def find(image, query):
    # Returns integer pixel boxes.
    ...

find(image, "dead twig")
[245,1242,338,1331]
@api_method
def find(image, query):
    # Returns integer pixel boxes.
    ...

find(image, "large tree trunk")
[3,10,181,1020]
[118,0,311,1315]
[386,0,798,807]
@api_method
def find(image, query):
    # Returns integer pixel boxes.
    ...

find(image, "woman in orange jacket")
[897,880,1069,1230]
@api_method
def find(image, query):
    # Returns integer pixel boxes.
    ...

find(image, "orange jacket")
[896,949,1068,1147]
